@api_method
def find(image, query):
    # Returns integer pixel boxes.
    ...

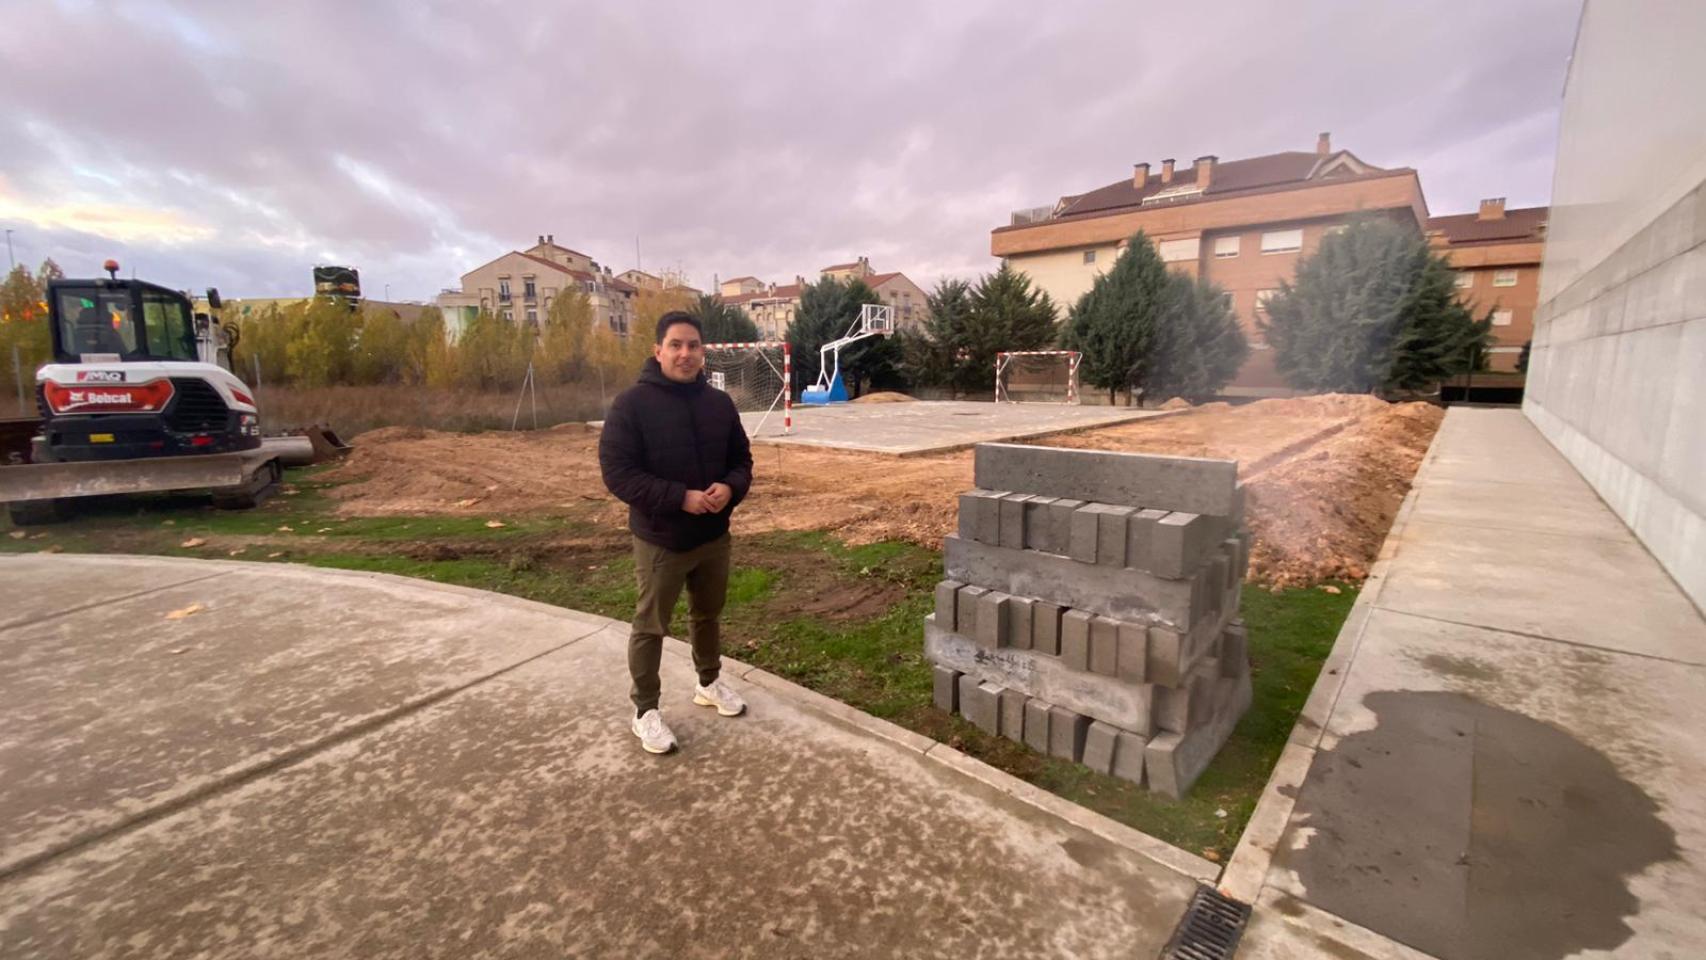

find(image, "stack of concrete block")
[924,442,1253,798]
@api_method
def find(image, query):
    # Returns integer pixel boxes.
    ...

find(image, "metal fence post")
[12,344,23,415]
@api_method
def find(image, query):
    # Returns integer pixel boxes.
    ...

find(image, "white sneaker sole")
[693,692,746,717]
[631,721,677,755]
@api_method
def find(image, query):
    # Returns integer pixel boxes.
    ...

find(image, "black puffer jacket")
[598,358,754,551]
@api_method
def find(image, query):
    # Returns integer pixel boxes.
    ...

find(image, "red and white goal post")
[995,350,1082,404]
[704,340,792,435]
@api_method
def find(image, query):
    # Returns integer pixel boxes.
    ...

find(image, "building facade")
[437,235,637,337]
[1428,199,1547,373]
[991,134,1429,394]
[720,277,804,340]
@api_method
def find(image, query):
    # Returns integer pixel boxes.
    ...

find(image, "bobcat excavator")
[0,260,346,525]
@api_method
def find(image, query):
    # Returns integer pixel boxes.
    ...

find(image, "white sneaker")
[631,709,678,754]
[693,678,747,717]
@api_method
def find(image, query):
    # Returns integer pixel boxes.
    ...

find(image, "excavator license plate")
[89,433,115,443]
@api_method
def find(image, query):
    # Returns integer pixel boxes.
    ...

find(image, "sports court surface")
[741,400,1171,455]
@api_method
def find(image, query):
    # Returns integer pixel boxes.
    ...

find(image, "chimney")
[1161,158,1175,183]
[1194,155,1217,190]
[796,275,805,289]
[547,233,554,244]
[1317,131,1331,156]
[537,235,544,245]
[1478,197,1507,221]
[1132,162,1149,188]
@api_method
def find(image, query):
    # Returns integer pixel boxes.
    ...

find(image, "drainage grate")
[1160,886,1252,960]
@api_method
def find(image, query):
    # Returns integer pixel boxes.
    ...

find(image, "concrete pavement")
[1224,407,1706,959]
[0,554,1212,959]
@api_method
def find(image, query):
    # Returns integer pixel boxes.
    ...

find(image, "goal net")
[995,351,1081,404]
[705,341,791,435]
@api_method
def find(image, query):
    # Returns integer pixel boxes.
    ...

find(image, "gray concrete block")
[1061,609,1092,670]
[925,620,1157,736]
[1047,498,1085,558]
[1022,496,1058,552]
[998,688,1027,742]
[1116,622,1148,683]
[1023,699,1052,754]
[1032,601,1063,655]
[1206,555,1229,621]
[1153,683,1194,734]
[1089,616,1120,676]
[1144,667,1252,799]
[1231,483,1247,528]
[960,677,1002,735]
[999,493,1032,549]
[1220,622,1248,678]
[957,492,982,540]
[1127,508,1168,570]
[933,665,961,714]
[1152,512,1213,579]
[1082,720,1120,774]
[973,442,1239,516]
[1220,539,1241,591]
[934,579,964,632]
[1096,505,1136,566]
[1006,595,1034,650]
[1113,730,1146,785]
[944,534,1202,628]
[1069,505,1100,563]
[1147,625,1185,688]
[975,591,1010,650]
[975,490,1007,545]
[957,585,987,638]
[1047,704,1090,762]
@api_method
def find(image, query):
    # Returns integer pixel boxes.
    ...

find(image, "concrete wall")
[1524,0,1706,610]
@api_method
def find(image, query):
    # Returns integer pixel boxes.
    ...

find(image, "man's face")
[654,322,704,383]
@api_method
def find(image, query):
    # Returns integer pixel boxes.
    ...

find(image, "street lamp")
[4,229,13,271]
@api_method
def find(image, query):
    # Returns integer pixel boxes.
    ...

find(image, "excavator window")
[59,292,138,356]
[140,291,198,361]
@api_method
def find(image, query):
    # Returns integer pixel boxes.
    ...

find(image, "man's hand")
[704,482,733,513]
[682,489,714,514]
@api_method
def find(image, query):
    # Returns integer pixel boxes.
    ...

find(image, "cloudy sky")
[1,0,1580,301]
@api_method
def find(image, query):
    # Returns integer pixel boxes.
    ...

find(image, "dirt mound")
[1157,397,1194,411]
[852,392,915,404]
[1242,393,1389,419]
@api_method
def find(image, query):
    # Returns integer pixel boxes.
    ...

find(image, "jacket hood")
[638,357,707,393]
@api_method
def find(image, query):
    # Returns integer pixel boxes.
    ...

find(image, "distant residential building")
[618,269,702,297]
[1428,199,1547,373]
[437,234,637,337]
[721,277,805,340]
[991,133,1429,394]
[862,270,928,328]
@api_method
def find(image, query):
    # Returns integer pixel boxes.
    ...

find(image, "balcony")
[1010,205,1055,226]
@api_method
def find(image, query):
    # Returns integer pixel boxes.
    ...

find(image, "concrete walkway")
[1223,407,1706,959]
[0,554,1213,959]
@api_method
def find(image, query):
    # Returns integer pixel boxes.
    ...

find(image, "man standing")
[599,310,753,754]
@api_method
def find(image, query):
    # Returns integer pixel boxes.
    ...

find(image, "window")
[1261,229,1303,254]
[501,309,513,322]
[1213,236,1239,259]
[1083,250,1097,265]
[141,291,198,361]
[1492,309,1513,326]
[1493,269,1518,287]
[523,278,537,299]
[525,309,538,325]
[1255,289,1279,316]
[1158,238,1200,263]
[57,290,138,356]
[498,278,512,301]
[1454,271,1474,289]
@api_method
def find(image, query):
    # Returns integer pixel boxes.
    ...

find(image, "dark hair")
[654,310,703,344]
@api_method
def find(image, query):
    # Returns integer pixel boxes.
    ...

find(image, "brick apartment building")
[1428,199,1547,372]
[992,133,1431,394]
[719,257,928,339]
[437,235,637,338]
[616,269,703,298]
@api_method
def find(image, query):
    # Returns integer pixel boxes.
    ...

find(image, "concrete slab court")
[1225,408,1706,960]
[0,554,1212,959]
[741,400,1170,457]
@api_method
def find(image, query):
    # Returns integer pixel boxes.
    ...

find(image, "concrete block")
[1152,512,1212,579]
[1153,683,1194,734]
[1047,498,1085,558]
[998,688,1027,742]
[975,591,1010,650]
[944,534,1202,627]
[1220,539,1241,591]
[1147,625,1185,688]
[1082,721,1120,774]
[1060,609,1092,670]
[932,665,961,714]
[1032,601,1063,655]
[1144,667,1252,799]
[1113,730,1146,785]
[1126,508,1168,570]
[1047,704,1091,762]
[1069,505,1100,563]
[960,677,1002,735]
[957,491,982,540]
[1096,505,1136,566]
[1206,555,1229,620]
[999,493,1032,549]
[957,585,987,638]
[1089,616,1120,676]
[976,491,1008,544]
[1022,496,1058,552]
[925,620,1156,736]
[1023,699,1052,754]
[1005,595,1034,650]
[1220,621,1248,677]
[1116,622,1148,683]
[973,442,1239,516]
[934,579,964,632]
[1231,483,1247,528]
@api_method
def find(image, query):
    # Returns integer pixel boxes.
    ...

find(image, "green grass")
[1,473,1357,863]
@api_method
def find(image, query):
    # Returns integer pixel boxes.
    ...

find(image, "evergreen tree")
[1061,231,1173,403]
[897,278,973,392]
[689,293,759,343]
[787,276,899,397]
[1261,218,1490,393]
[1146,277,1249,403]
[967,263,1059,389]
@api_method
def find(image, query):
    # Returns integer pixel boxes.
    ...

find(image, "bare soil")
[320,394,1442,587]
